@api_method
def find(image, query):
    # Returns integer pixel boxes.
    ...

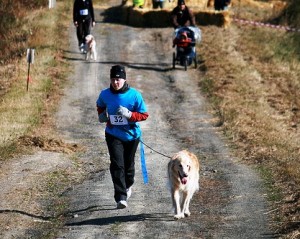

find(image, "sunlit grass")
[213,25,300,164]
[0,1,73,160]
[200,9,300,235]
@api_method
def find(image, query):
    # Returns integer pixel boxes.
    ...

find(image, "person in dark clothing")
[152,0,165,9]
[73,0,95,52]
[214,0,231,10]
[96,65,149,209]
[171,0,196,29]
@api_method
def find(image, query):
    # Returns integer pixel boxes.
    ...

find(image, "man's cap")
[178,0,185,5]
[110,65,126,79]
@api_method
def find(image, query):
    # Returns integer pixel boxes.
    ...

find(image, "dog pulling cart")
[172,26,201,71]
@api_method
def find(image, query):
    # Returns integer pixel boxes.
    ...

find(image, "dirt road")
[54,3,276,239]
[0,2,278,239]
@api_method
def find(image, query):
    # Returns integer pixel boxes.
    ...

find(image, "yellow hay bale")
[126,0,210,10]
[231,0,273,9]
[126,7,172,27]
[119,5,130,23]
[207,0,214,8]
[127,7,146,27]
[270,1,287,11]
[187,0,211,8]
[121,1,231,28]
[167,0,208,9]
[195,10,231,27]
[143,0,153,9]
[143,10,174,27]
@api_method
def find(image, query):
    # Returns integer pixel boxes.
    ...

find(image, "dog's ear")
[170,157,179,170]
[172,152,180,160]
[171,159,176,169]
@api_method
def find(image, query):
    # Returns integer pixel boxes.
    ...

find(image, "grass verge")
[0,1,78,236]
[199,11,300,237]
[0,0,73,160]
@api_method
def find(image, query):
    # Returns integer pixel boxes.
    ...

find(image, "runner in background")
[214,0,231,10]
[152,0,165,9]
[73,0,95,53]
[171,0,196,29]
[133,0,144,8]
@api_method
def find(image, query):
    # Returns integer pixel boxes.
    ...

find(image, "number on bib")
[80,9,88,15]
[109,115,128,125]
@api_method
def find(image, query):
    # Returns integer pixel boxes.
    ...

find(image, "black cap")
[178,0,185,5]
[110,65,126,79]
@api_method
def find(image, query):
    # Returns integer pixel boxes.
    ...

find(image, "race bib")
[109,115,128,125]
[79,9,88,16]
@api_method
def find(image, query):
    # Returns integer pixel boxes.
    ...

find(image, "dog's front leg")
[182,191,192,217]
[173,190,184,219]
[93,50,97,61]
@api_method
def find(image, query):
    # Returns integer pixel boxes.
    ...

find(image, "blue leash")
[122,127,171,184]
[140,134,148,184]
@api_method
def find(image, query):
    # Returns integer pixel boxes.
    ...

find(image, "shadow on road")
[0,209,52,221]
[65,213,173,226]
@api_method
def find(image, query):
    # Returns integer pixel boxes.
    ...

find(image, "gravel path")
[55,3,275,239]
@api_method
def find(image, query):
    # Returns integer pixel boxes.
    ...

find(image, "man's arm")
[171,9,180,28]
[90,0,95,23]
[73,0,78,23]
[130,112,149,122]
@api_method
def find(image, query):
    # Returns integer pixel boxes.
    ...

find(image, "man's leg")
[76,22,84,47]
[123,138,140,189]
[105,133,127,203]
[83,19,92,38]
[152,1,158,9]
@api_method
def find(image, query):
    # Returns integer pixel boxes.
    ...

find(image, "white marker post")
[49,0,56,8]
[26,48,35,91]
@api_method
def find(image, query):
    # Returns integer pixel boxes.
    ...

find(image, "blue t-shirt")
[96,87,147,141]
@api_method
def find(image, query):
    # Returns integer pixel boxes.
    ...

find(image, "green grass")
[257,166,282,202]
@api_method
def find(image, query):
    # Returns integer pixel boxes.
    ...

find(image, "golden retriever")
[167,150,200,219]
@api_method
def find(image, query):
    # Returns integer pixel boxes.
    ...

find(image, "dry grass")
[0,0,49,62]
[0,1,73,160]
[199,3,300,236]
[0,3,86,238]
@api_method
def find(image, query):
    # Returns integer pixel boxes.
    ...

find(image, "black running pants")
[105,133,140,202]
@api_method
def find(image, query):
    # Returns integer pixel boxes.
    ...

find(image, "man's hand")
[117,106,132,119]
[98,112,109,123]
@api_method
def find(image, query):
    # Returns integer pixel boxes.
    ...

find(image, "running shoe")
[117,200,127,209]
